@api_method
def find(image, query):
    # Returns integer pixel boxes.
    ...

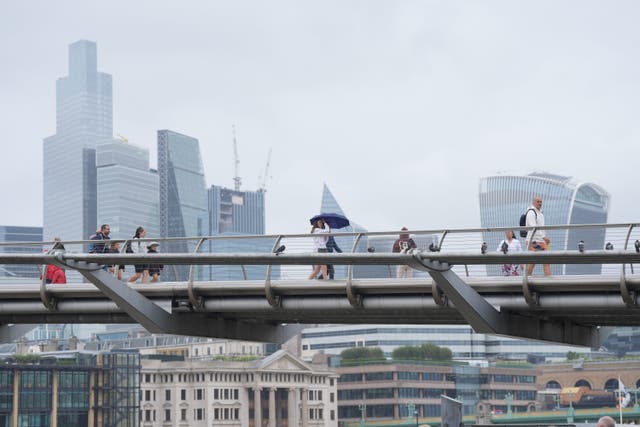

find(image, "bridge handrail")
[2,222,639,248]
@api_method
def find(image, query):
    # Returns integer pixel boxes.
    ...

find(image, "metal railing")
[2,222,638,283]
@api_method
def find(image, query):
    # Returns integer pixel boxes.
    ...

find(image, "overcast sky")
[1,1,639,235]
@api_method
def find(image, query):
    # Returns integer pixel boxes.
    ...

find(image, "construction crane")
[258,148,272,193]
[232,125,241,191]
[117,134,129,143]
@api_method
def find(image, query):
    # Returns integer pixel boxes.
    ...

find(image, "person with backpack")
[127,226,149,284]
[523,197,551,276]
[89,224,111,254]
[392,227,417,278]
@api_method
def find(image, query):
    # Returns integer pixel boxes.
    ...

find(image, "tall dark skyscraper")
[43,40,113,244]
[157,130,208,281]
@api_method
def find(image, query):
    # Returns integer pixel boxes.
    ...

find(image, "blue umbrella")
[309,213,350,229]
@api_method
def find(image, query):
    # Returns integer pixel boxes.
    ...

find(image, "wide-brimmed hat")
[147,241,160,249]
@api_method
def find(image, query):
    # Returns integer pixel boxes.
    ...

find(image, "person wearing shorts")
[526,197,551,276]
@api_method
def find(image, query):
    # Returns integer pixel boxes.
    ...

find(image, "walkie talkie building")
[479,172,610,275]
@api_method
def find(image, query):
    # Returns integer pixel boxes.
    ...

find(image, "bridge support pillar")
[424,263,604,347]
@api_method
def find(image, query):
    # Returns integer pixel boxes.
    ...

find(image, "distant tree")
[392,345,423,360]
[566,351,581,361]
[391,343,452,362]
[341,347,385,363]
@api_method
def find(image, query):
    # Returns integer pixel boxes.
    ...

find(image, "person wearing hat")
[146,242,163,282]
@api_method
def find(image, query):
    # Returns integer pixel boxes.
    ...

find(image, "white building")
[140,349,338,427]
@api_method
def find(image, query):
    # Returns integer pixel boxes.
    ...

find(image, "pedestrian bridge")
[1,222,640,347]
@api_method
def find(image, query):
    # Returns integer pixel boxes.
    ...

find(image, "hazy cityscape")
[2,2,640,427]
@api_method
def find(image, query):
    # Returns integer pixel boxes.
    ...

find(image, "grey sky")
[1,1,639,235]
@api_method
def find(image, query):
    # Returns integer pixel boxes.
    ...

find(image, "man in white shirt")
[526,196,551,276]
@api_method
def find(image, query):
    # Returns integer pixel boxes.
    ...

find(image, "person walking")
[321,235,343,280]
[496,231,522,276]
[308,218,330,280]
[107,241,126,281]
[525,197,551,276]
[127,226,149,284]
[392,227,417,278]
[41,238,67,284]
[146,242,163,283]
[89,224,111,254]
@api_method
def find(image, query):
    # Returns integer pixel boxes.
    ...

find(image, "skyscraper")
[479,172,610,275]
[43,40,112,244]
[202,185,272,280]
[206,185,265,235]
[96,139,159,240]
[157,130,208,281]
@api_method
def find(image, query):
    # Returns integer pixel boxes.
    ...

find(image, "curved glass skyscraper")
[479,172,610,275]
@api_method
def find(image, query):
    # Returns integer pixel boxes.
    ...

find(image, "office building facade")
[157,130,208,281]
[478,173,610,275]
[0,349,139,427]
[96,139,159,240]
[300,325,588,363]
[336,362,538,423]
[0,226,42,279]
[207,186,265,235]
[43,40,112,245]
[200,186,273,280]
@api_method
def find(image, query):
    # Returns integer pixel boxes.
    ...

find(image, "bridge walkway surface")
[1,222,639,346]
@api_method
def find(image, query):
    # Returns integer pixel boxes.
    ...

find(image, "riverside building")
[140,349,338,427]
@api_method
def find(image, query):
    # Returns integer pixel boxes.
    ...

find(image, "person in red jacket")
[42,264,66,284]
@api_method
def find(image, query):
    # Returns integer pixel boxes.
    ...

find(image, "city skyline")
[3,2,640,235]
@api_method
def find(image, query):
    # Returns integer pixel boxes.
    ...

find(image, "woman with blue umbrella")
[307,213,350,280]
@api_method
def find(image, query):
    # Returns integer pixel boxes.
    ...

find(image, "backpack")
[125,241,134,254]
[519,208,537,238]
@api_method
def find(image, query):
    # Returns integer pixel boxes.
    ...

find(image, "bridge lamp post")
[358,403,366,426]
[414,409,419,427]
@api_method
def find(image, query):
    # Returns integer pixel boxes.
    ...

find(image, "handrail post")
[522,227,539,306]
[346,233,364,308]
[187,238,207,310]
[265,236,283,307]
[620,224,637,307]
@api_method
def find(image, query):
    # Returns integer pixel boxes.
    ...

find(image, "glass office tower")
[43,40,112,245]
[157,130,208,281]
[96,139,159,240]
[0,226,42,279]
[479,172,610,275]
[201,185,272,280]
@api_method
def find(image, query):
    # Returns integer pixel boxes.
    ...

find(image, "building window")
[331,409,335,420]
[144,410,152,422]
[145,390,151,401]
[195,408,204,420]
[165,390,171,401]
[181,408,187,421]
[195,389,204,400]
[181,389,186,400]
[330,392,334,403]
[164,409,171,422]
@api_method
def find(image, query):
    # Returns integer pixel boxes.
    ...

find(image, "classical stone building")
[140,350,338,427]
